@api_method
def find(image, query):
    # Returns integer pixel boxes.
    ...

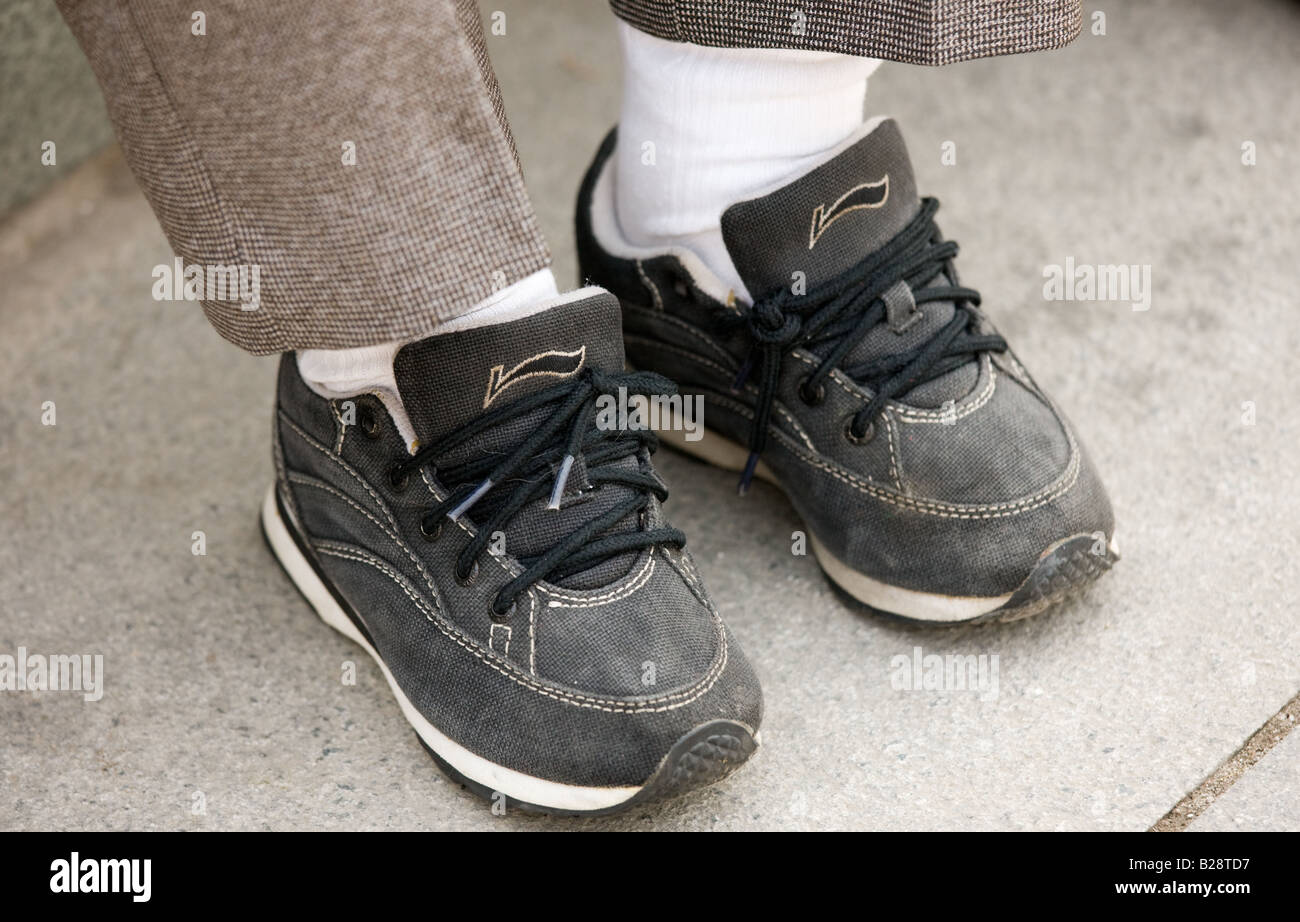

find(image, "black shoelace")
[724,196,1008,493]
[388,368,685,617]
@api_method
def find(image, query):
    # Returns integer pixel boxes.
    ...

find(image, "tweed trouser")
[59,0,1081,354]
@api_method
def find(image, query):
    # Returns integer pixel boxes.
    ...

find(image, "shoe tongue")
[721,117,977,408]
[394,291,642,590]
[721,118,921,297]
[393,291,624,446]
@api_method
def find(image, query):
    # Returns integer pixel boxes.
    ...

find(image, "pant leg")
[608,0,1081,64]
[57,0,548,354]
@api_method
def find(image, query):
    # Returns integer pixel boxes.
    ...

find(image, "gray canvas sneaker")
[576,118,1118,624]
[261,290,761,814]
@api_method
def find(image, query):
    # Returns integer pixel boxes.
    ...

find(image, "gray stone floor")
[1191,724,1300,832]
[2,0,1298,831]
[0,0,115,214]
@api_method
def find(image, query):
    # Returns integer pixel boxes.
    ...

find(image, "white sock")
[614,22,881,301]
[297,267,560,450]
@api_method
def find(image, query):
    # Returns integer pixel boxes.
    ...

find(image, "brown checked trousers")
[58,0,1081,354]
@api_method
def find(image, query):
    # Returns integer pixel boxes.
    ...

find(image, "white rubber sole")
[656,424,1112,623]
[259,484,642,812]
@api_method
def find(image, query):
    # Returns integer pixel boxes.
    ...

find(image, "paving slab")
[2,0,1298,831]
[1189,718,1300,832]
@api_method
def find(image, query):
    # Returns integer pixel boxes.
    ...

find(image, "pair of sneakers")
[262,119,1117,815]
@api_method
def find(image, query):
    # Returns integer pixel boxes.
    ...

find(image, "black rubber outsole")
[419,719,759,817]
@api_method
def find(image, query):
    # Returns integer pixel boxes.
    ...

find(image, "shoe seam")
[286,471,443,610]
[633,259,664,311]
[623,307,995,425]
[703,390,818,453]
[661,547,712,610]
[789,352,997,423]
[528,592,538,674]
[280,410,400,533]
[284,409,705,664]
[539,552,656,607]
[769,418,1083,518]
[893,357,997,423]
[313,542,729,712]
[625,302,737,368]
[489,623,512,656]
[883,410,905,491]
[622,334,816,451]
[330,400,348,454]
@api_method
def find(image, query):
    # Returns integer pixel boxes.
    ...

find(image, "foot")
[576,119,1117,624]
[262,289,762,814]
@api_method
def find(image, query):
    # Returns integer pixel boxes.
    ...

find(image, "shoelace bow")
[389,368,685,616]
[725,196,1008,493]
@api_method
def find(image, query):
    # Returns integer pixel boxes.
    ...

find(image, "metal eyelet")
[490,599,516,624]
[388,464,410,492]
[455,559,480,586]
[798,376,826,407]
[359,406,381,440]
[419,516,442,542]
[844,417,876,445]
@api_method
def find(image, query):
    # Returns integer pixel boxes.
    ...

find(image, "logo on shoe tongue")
[483,346,586,408]
[808,175,890,249]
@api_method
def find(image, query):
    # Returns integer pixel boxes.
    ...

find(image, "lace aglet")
[449,477,493,521]
[547,454,574,510]
[737,452,760,496]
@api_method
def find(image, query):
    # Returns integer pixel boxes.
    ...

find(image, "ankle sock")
[613,21,881,300]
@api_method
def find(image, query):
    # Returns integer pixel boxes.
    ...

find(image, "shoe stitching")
[788,351,996,423]
[286,410,674,636]
[634,260,664,311]
[893,358,997,423]
[621,339,1073,515]
[418,469,674,666]
[621,334,815,451]
[789,352,867,404]
[540,551,660,608]
[489,623,512,656]
[662,547,711,610]
[703,390,817,453]
[272,417,287,483]
[995,351,1037,392]
[767,422,1083,519]
[625,303,737,368]
[330,400,348,454]
[286,471,442,609]
[528,592,537,674]
[280,411,399,532]
[628,304,995,423]
[624,333,737,383]
[272,409,305,530]
[313,543,728,712]
[883,411,904,491]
